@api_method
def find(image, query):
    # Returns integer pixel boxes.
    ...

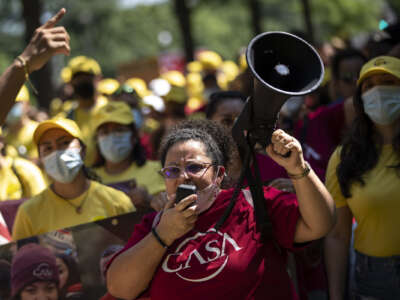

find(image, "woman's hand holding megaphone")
[266,129,307,176]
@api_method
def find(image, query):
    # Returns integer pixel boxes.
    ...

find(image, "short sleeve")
[12,204,33,241]
[325,147,347,208]
[114,190,136,214]
[263,187,300,250]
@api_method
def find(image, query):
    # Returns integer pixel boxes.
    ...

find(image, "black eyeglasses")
[159,163,214,179]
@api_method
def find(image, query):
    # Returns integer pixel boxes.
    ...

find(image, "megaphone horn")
[232,31,324,152]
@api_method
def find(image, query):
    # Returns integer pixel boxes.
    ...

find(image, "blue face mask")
[362,85,400,125]
[98,131,133,163]
[43,148,83,183]
[6,102,23,124]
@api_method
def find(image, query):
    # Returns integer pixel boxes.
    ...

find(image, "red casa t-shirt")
[108,187,301,300]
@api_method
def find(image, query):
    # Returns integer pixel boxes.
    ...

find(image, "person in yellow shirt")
[4,85,39,159]
[0,128,46,200]
[57,56,108,166]
[324,56,400,299]
[92,101,165,210]
[12,117,135,241]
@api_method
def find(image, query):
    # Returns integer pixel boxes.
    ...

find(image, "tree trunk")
[300,0,314,44]
[173,0,194,62]
[248,0,262,36]
[21,0,54,109]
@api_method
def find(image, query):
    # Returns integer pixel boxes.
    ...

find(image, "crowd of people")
[0,7,399,300]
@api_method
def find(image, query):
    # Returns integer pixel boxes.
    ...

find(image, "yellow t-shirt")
[94,161,165,195]
[326,145,400,257]
[12,180,135,241]
[5,119,38,158]
[0,156,46,201]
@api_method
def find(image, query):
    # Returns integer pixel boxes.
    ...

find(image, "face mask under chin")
[191,167,221,213]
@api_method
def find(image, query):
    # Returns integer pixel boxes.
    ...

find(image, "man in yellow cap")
[12,117,135,241]
[4,85,39,160]
[59,55,108,166]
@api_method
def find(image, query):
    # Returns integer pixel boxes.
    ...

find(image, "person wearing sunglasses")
[93,101,165,209]
[325,56,400,300]
[106,119,335,300]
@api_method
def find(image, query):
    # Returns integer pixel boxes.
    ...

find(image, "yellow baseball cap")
[97,78,120,95]
[93,101,134,133]
[197,51,223,70]
[187,61,203,73]
[220,61,239,81]
[16,85,30,102]
[34,118,83,145]
[357,56,400,86]
[161,70,186,87]
[186,73,204,97]
[60,56,102,83]
[60,67,72,83]
[124,78,149,98]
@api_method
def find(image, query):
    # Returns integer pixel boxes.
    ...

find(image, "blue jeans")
[351,251,400,300]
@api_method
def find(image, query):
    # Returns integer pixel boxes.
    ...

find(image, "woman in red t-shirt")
[106,120,335,300]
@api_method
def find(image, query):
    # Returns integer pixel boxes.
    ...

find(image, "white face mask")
[43,148,83,184]
[362,85,400,125]
[98,131,133,163]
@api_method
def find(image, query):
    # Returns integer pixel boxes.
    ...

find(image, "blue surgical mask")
[362,85,400,125]
[6,102,23,124]
[43,148,83,183]
[98,131,133,163]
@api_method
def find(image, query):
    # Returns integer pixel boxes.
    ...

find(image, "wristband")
[16,56,38,95]
[287,161,311,179]
[151,228,169,248]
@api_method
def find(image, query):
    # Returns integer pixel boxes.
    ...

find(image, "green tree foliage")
[306,0,385,41]
[0,1,25,72]
[0,0,390,80]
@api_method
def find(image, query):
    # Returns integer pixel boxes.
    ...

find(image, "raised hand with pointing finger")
[18,8,70,73]
[0,8,70,124]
